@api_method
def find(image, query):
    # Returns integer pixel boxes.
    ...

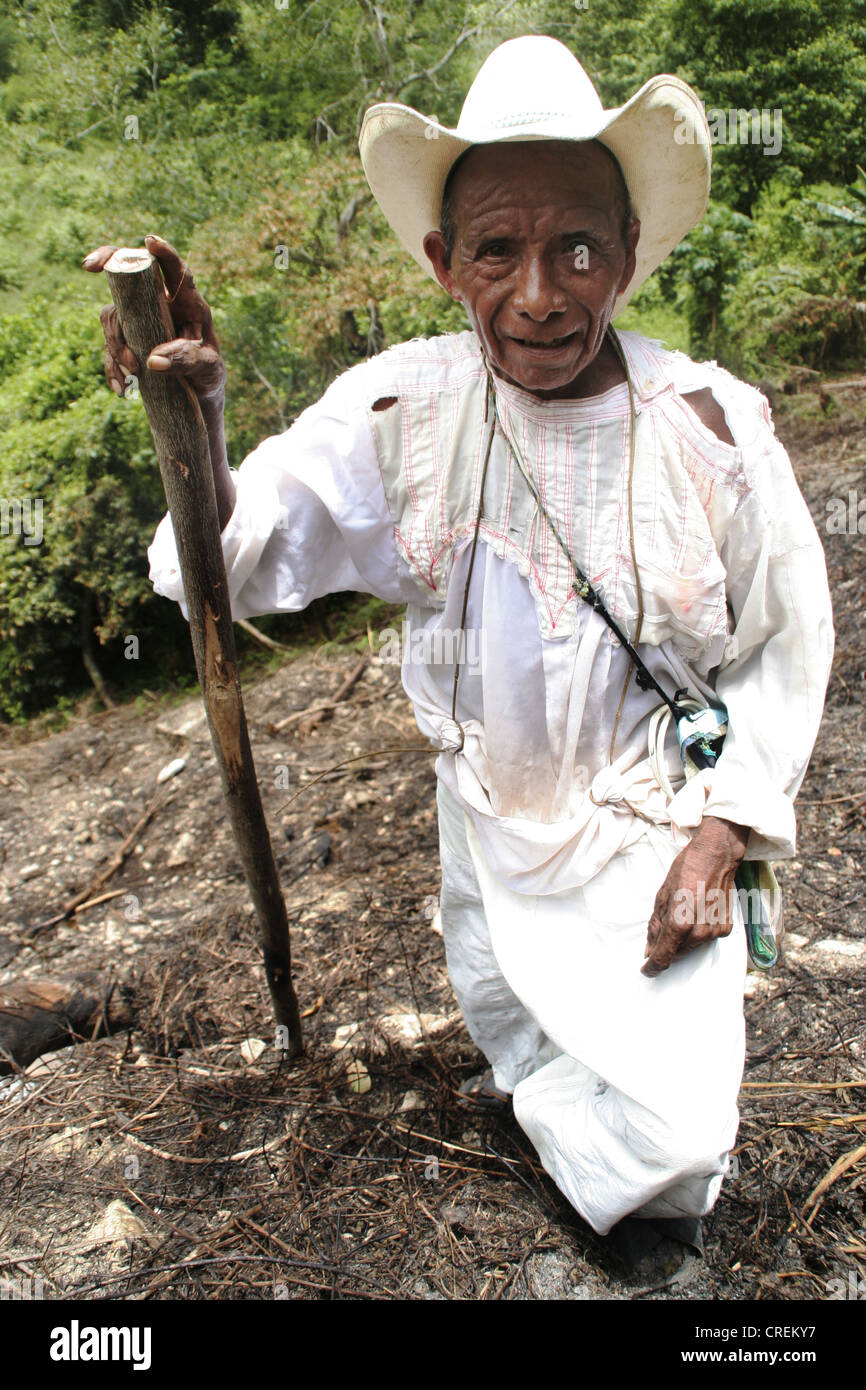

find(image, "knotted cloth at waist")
[435,720,690,894]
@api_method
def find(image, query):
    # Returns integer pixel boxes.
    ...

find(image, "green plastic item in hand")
[735,859,782,970]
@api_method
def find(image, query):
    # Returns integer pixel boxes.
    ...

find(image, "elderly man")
[88,36,833,1259]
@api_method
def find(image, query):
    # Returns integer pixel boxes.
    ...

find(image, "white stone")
[331,1023,361,1050]
[156,756,186,784]
[240,1037,268,1064]
[399,1090,426,1112]
[377,1009,461,1048]
[82,1200,153,1248]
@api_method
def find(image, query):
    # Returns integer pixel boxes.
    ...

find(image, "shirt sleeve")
[667,395,834,860]
[146,366,425,622]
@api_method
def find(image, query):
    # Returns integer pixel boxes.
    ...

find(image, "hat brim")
[359,75,710,318]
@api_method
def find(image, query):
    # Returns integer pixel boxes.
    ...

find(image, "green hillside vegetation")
[0,0,864,721]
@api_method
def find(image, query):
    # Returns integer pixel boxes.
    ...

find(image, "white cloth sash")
[437,731,689,894]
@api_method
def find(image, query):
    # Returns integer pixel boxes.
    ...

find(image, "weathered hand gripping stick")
[105,247,302,1055]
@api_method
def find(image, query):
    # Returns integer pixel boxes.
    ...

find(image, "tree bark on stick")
[104,247,302,1055]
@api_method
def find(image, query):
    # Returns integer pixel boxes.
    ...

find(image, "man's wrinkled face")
[423,141,639,399]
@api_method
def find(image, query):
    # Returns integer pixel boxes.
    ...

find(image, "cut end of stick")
[104,247,154,275]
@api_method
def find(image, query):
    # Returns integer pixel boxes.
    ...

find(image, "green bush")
[724,174,866,373]
[0,302,193,721]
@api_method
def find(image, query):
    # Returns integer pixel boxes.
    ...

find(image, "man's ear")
[423,230,462,302]
[617,218,641,298]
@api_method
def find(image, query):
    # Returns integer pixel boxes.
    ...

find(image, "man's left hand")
[642,816,750,976]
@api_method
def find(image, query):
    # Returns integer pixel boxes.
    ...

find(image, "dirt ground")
[0,382,864,1302]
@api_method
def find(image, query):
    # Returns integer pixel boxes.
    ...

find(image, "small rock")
[332,1023,361,1050]
[157,756,186,785]
[156,708,209,742]
[399,1090,425,1112]
[310,830,332,867]
[376,1009,460,1048]
[83,1200,154,1249]
[345,1057,371,1095]
[25,1046,75,1078]
[377,1012,426,1046]
[20,863,42,882]
[240,1037,268,1064]
[167,831,196,868]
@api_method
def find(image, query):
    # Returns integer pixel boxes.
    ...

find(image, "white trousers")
[437,781,747,1236]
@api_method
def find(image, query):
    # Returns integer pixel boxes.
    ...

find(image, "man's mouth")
[511,332,577,351]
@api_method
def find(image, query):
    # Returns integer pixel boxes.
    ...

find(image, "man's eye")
[479,241,509,258]
[568,240,595,270]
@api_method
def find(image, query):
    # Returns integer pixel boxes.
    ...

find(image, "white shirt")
[148,329,834,892]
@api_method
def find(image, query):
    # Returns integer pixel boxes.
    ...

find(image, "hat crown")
[456,36,604,140]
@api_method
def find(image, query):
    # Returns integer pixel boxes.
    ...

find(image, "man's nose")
[513,254,566,319]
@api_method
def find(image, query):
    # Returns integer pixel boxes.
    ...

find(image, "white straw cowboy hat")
[359,35,711,317]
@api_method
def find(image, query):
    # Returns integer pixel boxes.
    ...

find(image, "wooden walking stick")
[104,246,302,1056]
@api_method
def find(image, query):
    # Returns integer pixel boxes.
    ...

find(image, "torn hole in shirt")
[681,388,736,446]
[372,396,398,413]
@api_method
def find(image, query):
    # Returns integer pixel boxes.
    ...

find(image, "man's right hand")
[83,233,226,403]
[83,233,236,528]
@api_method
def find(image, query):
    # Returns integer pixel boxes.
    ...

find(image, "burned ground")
[0,384,864,1301]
